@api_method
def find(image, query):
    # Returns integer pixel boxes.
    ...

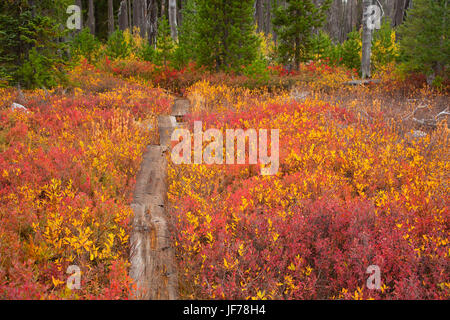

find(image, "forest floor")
[0,60,448,299]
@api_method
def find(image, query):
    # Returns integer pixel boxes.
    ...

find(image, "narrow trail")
[129,97,190,300]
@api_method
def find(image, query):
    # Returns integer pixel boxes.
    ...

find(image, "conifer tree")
[195,0,259,71]
[398,0,449,79]
[272,0,332,69]
[0,0,70,88]
[174,0,198,66]
[156,15,175,67]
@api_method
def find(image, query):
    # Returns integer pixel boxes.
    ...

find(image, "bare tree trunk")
[108,0,115,35]
[255,0,264,33]
[133,0,142,32]
[161,0,166,16]
[148,0,158,45]
[118,0,129,31]
[75,0,83,31]
[168,0,178,41]
[87,0,95,35]
[128,0,133,30]
[361,0,373,79]
[265,0,272,35]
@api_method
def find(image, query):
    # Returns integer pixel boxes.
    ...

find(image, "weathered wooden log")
[158,115,178,147]
[130,145,178,300]
[130,97,192,300]
[343,79,381,86]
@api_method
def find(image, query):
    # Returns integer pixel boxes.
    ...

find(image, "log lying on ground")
[129,145,178,300]
[343,79,381,86]
[129,99,191,300]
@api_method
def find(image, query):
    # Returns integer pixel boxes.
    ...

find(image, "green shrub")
[106,30,133,60]
[18,48,62,89]
[242,57,270,83]
[155,16,175,67]
[371,20,400,71]
[138,42,156,62]
[398,0,449,79]
[341,30,361,72]
[70,28,101,63]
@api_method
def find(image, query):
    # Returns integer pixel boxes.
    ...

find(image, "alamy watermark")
[366,265,381,290]
[66,5,81,30]
[171,121,280,176]
[365,2,384,31]
[66,265,81,290]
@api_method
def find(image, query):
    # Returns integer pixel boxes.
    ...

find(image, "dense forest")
[0,0,448,302]
[0,0,448,88]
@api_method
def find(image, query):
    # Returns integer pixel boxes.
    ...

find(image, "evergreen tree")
[173,0,198,67]
[398,0,449,79]
[0,0,70,88]
[106,29,133,60]
[311,30,333,60]
[70,27,101,63]
[272,0,332,69]
[195,0,260,71]
[341,29,362,72]
[156,15,175,67]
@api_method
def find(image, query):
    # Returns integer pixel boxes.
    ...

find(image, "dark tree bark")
[133,0,142,32]
[265,0,272,35]
[108,0,115,35]
[128,0,133,29]
[75,0,83,29]
[148,0,158,45]
[118,0,129,31]
[87,0,95,35]
[255,0,264,33]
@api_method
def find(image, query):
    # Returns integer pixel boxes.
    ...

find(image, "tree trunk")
[118,0,129,31]
[76,0,83,30]
[133,0,142,32]
[108,0,115,35]
[128,0,133,30]
[361,0,373,79]
[255,0,264,33]
[168,0,178,41]
[265,0,272,35]
[148,0,158,45]
[87,0,95,35]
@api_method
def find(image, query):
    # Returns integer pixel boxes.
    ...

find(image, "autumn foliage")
[0,60,448,300]
[0,66,172,299]
[168,81,449,300]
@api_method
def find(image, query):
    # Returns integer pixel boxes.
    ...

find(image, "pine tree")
[341,29,362,72]
[311,30,333,60]
[0,0,70,88]
[174,0,198,67]
[272,0,332,69]
[195,0,260,72]
[398,0,449,80]
[156,15,175,67]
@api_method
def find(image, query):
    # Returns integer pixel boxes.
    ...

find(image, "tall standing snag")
[168,0,178,41]
[87,0,95,35]
[361,0,373,79]
[118,0,129,31]
[108,0,115,35]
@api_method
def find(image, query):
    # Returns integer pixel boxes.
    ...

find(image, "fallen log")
[344,79,381,86]
[129,98,191,300]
